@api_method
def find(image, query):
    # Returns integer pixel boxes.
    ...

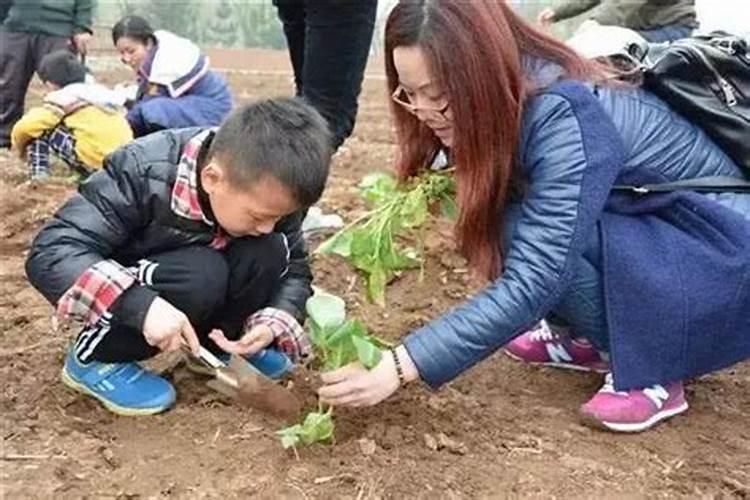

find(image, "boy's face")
[201,161,300,238]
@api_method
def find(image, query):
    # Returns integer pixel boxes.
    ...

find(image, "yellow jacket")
[11,84,133,169]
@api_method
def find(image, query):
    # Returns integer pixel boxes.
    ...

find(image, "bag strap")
[613,176,750,194]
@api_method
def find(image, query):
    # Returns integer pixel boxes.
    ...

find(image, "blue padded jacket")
[403,81,750,390]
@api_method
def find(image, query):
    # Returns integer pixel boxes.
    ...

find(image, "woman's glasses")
[391,84,450,121]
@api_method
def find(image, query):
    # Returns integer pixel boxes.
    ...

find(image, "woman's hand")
[317,346,419,407]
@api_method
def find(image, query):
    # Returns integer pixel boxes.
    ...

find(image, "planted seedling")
[317,172,455,306]
[277,404,334,456]
[277,291,388,452]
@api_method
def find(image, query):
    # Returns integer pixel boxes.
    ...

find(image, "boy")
[25,98,333,415]
[11,49,133,181]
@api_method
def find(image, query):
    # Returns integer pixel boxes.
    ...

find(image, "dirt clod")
[357,437,378,456]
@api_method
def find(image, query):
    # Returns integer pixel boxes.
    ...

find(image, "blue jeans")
[636,24,694,44]
[504,205,609,351]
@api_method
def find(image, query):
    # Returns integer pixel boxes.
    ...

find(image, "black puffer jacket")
[26,128,313,331]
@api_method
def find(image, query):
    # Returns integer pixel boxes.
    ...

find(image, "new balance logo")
[546,343,573,363]
[643,385,670,409]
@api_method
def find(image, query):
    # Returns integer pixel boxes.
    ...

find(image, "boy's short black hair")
[208,97,333,207]
[38,50,87,87]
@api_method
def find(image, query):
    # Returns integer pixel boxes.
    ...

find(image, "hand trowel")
[191,345,302,419]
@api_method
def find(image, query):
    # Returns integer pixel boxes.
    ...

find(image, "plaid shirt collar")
[170,128,217,226]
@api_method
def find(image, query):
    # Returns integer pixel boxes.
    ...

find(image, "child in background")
[11,50,133,181]
[25,98,332,416]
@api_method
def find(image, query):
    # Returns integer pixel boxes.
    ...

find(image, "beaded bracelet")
[389,347,406,386]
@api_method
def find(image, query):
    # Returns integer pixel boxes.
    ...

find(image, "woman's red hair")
[385,0,608,280]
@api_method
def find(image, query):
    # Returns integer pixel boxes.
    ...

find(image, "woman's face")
[115,36,151,72]
[392,46,454,147]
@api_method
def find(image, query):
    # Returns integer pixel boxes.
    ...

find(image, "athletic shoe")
[61,347,175,416]
[579,373,688,432]
[504,320,608,373]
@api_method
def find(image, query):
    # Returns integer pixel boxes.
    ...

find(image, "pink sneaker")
[504,321,608,373]
[580,373,689,432]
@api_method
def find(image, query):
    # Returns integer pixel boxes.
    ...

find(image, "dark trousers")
[0,30,70,147]
[273,0,377,151]
[76,235,289,363]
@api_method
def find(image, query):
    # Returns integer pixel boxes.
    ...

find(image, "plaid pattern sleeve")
[56,260,137,326]
[246,307,313,364]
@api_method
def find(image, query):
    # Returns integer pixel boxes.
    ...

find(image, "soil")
[1,49,749,499]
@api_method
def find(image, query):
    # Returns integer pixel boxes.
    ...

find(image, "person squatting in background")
[11,50,132,181]
[112,15,233,138]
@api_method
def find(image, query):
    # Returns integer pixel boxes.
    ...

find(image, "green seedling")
[277,405,334,451]
[306,292,387,370]
[317,172,455,306]
[277,291,389,452]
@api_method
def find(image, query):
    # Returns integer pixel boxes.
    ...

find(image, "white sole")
[582,401,689,433]
[504,350,608,374]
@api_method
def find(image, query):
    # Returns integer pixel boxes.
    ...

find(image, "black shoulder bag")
[614,32,750,194]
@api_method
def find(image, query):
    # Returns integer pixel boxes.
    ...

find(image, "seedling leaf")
[352,335,382,369]
[317,172,455,306]
[306,292,346,329]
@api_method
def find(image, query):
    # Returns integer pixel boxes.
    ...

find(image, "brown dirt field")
[1,55,749,499]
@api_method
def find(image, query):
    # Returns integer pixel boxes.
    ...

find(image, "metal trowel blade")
[210,355,302,418]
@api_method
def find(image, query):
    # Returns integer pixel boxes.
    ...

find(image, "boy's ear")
[200,162,226,194]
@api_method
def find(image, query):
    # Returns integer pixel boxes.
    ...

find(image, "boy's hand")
[142,297,201,355]
[209,325,274,357]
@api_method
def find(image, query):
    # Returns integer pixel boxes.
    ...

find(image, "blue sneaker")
[186,348,293,380]
[61,348,176,416]
[246,348,293,379]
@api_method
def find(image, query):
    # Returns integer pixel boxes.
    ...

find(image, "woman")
[317,0,750,433]
[112,15,233,137]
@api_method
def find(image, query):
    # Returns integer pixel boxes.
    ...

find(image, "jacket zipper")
[677,43,738,107]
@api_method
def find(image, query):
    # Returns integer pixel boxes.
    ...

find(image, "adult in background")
[316,0,750,433]
[538,0,698,43]
[112,15,233,138]
[273,0,378,152]
[0,0,93,149]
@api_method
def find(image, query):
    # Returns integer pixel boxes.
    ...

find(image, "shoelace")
[600,373,669,403]
[529,322,558,342]
[599,373,628,395]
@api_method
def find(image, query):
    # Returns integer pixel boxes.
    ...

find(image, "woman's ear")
[200,162,225,194]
